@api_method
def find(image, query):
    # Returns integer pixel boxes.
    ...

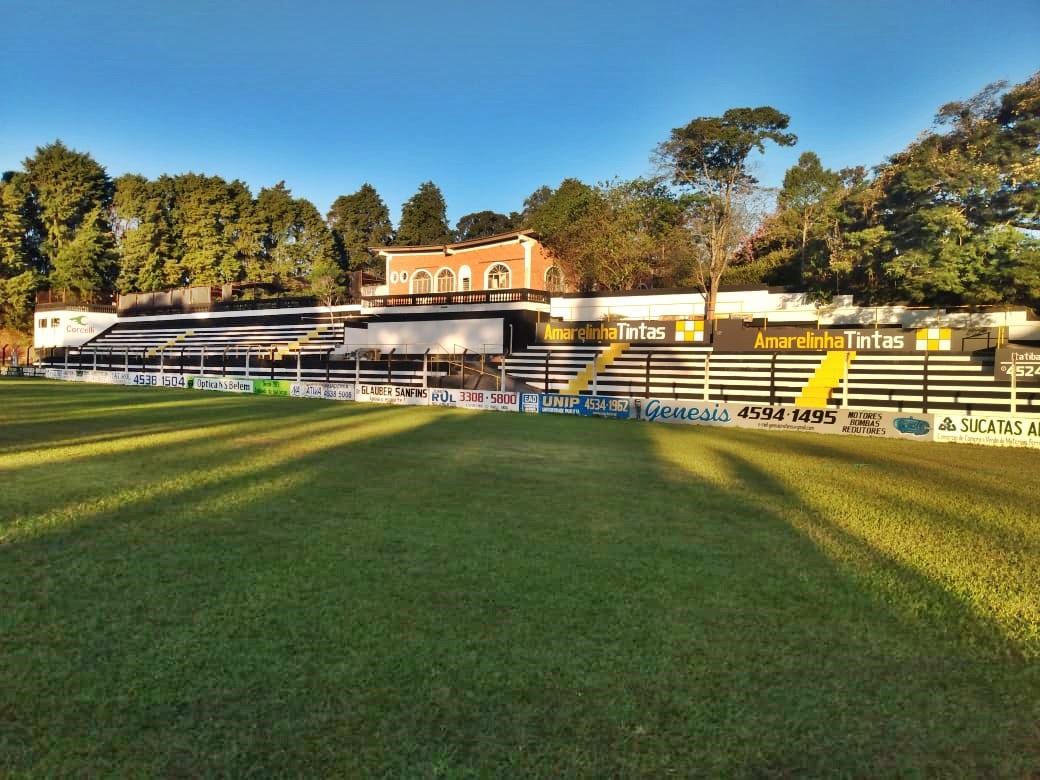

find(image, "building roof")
[370,229,538,256]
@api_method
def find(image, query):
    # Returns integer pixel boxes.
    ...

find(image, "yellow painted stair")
[275,325,329,359]
[146,330,194,358]
[562,342,630,395]
[795,350,855,408]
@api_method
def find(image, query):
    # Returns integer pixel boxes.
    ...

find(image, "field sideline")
[2,379,1039,776]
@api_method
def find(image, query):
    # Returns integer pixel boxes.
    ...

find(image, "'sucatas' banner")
[933,412,1040,448]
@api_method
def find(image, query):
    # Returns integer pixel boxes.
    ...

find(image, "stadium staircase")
[795,351,855,408]
[146,330,193,358]
[561,342,630,394]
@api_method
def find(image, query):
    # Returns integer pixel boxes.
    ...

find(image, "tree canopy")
[396,181,452,246]
[2,70,1038,336]
[327,183,393,271]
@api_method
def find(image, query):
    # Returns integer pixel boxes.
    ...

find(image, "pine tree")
[396,181,452,246]
[327,183,394,271]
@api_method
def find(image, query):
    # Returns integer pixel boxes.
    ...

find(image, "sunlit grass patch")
[1,379,1038,777]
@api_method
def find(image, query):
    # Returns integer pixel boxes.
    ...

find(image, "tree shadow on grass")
[1,407,1039,777]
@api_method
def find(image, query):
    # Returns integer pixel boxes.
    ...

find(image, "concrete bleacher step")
[274,325,331,359]
[795,351,855,408]
[562,343,630,394]
[146,330,193,358]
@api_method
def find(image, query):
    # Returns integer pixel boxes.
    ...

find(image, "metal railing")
[363,288,550,308]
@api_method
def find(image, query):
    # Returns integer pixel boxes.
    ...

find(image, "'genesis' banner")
[634,398,933,441]
[712,322,981,353]
[537,319,705,345]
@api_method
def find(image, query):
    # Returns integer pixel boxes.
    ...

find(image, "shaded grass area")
[2,378,1039,777]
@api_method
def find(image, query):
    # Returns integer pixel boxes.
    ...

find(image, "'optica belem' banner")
[429,388,520,412]
[634,398,934,441]
[933,412,1040,448]
[194,376,254,394]
[536,393,633,419]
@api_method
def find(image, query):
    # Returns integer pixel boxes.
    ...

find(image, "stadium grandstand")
[25,231,1040,416]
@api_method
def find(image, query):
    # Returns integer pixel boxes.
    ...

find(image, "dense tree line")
[526,73,1039,324]
[0,147,519,329]
[1,72,1036,333]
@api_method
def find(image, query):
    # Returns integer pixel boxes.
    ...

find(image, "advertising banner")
[121,372,193,389]
[519,393,540,414]
[537,319,705,345]
[933,413,1040,448]
[429,388,519,412]
[252,379,292,397]
[712,322,982,354]
[537,394,632,419]
[355,383,429,405]
[289,382,356,401]
[194,376,255,394]
[994,346,1040,384]
[635,398,933,441]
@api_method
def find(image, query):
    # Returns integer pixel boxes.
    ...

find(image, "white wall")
[550,291,1036,329]
[346,317,504,353]
[34,309,119,349]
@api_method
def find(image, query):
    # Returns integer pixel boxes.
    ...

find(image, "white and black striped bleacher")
[503,344,1039,414]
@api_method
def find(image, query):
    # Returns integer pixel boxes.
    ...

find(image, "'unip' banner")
[534,393,633,419]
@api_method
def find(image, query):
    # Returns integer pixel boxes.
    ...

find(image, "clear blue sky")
[2,0,1037,227]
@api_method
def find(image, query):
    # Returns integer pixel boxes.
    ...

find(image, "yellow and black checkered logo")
[674,320,704,343]
[915,327,951,351]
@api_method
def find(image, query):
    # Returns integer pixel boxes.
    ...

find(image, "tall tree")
[518,185,553,227]
[454,210,515,241]
[656,107,797,328]
[396,181,452,246]
[529,178,685,291]
[778,152,841,281]
[0,174,41,329]
[877,73,1040,306]
[168,174,254,286]
[23,140,116,294]
[255,183,339,290]
[326,183,393,271]
[112,174,176,292]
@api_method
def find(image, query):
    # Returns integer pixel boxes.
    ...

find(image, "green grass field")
[2,379,1039,777]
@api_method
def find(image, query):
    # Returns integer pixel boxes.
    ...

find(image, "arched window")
[436,268,455,293]
[544,266,564,293]
[459,265,472,291]
[486,263,511,290]
[411,270,432,294]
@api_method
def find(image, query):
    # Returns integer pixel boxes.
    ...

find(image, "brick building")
[372,230,563,296]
